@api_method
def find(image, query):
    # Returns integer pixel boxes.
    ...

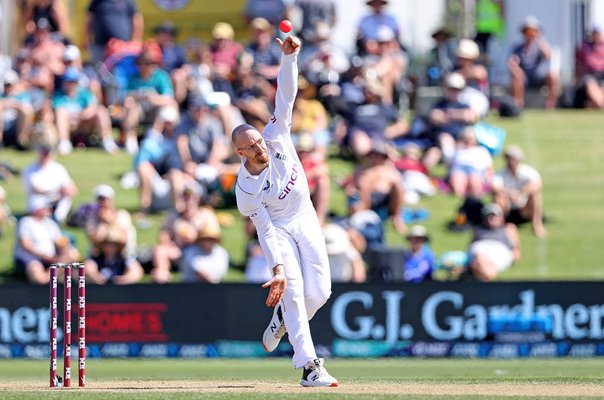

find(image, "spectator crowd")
[2,0,595,285]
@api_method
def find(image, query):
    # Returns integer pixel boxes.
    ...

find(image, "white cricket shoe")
[262,301,286,352]
[300,358,339,387]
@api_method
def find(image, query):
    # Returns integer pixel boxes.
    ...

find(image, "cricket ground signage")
[1,282,603,358]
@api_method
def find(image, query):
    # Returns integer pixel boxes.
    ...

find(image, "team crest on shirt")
[275,153,288,161]
[263,180,271,191]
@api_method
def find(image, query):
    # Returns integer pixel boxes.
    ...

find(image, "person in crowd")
[210,22,244,80]
[508,15,560,109]
[292,76,330,159]
[186,42,215,102]
[344,78,408,158]
[84,223,144,285]
[474,0,505,55]
[152,183,220,283]
[575,24,604,109]
[26,17,66,77]
[424,72,479,169]
[295,132,330,225]
[454,38,490,117]
[180,221,229,283]
[121,46,176,154]
[298,21,349,89]
[394,142,434,204]
[14,196,79,284]
[491,145,546,238]
[84,0,144,63]
[468,203,520,282]
[448,126,493,198]
[294,0,336,43]
[0,70,34,149]
[426,27,455,86]
[347,141,406,234]
[52,67,118,155]
[323,223,366,283]
[23,142,77,225]
[133,106,188,218]
[152,21,188,105]
[357,0,400,51]
[174,95,227,198]
[84,184,140,282]
[402,225,435,283]
[246,17,282,82]
[233,52,275,129]
[61,44,104,102]
[21,0,69,40]
[232,35,338,386]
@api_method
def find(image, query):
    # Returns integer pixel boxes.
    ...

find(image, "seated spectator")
[25,17,65,77]
[394,142,434,204]
[243,216,272,283]
[153,21,188,105]
[246,17,281,81]
[292,77,331,159]
[52,67,118,155]
[454,39,490,117]
[426,27,455,86]
[133,106,189,217]
[491,145,546,237]
[84,225,144,285]
[344,79,408,158]
[23,142,77,224]
[0,70,34,149]
[295,0,336,43]
[295,133,330,225]
[347,141,406,233]
[356,0,400,51]
[210,22,244,80]
[180,221,229,283]
[299,21,349,88]
[121,46,177,154]
[14,196,79,284]
[61,44,103,103]
[402,225,435,283]
[323,223,366,282]
[575,25,604,109]
[424,72,479,169]
[448,127,493,198]
[468,203,520,281]
[186,42,215,101]
[152,184,220,283]
[84,184,140,276]
[508,16,560,109]
[233,53,275,129]
[174,95,227,198]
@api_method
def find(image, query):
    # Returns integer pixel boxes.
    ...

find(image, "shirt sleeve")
[263,53,298,140]
[237,195,284,269]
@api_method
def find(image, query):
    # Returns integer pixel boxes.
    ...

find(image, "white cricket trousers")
[274,208,332,369]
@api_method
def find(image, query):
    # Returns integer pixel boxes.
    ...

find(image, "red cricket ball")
[279,19,293,33]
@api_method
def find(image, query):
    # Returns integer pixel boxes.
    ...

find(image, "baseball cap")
[504,145,524,160]
[212,22,235,40]
[250,17,271,31]
[62,67,80,82]
[482,203,504,217]
[28,195,50,213]
[376,25,395,42]
[157,106,180,124]
[63,45,81,62]
[188,95,207,109]
[94,184,115,199]
[445,72,466,90]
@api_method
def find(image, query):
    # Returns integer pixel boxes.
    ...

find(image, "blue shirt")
[127,68,174,97]
[403,247,435,283]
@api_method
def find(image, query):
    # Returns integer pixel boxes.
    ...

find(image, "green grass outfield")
[1,358,604,399]
[0,110,603,282]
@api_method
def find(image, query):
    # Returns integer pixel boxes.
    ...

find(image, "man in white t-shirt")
[232,36,338,387]
[22,142,77,224]
[491,145,546,237]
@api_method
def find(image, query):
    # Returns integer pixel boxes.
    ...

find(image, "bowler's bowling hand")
[262,270,287,307]
[276,36,301,55]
